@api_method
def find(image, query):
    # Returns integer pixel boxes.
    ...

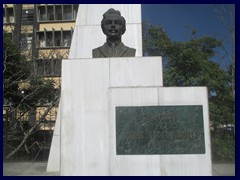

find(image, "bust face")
[102,15,125,38]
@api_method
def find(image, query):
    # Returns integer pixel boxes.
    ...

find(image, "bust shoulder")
[92,47,103,58]
[124,46,136,57]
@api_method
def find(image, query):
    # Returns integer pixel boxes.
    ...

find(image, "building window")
[3,8,5,23]
[20,33,33,50]
[54,31,61,46]
[38,6,46,21]
[47,6,54,20]
[37,29,73,48]
[38,32,45,47]
[63,5,72,20]
[21,9,34,25]
[63,31,71,47]
[46,32,53,47]
[37,4,78,22]
[55,5,62,20]
[3,6,15,24]
[8,8,14,23]
[33,59,62,77]
[53,59,61,76]
[73,4,78,19]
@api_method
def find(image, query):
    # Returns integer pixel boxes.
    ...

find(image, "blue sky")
[141,4,235,68]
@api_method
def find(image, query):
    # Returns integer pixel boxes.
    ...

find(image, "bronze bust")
[92,8,136,58]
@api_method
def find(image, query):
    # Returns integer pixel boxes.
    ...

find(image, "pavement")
[3,162,235,176]
[3,162,59,176]
[212,163,235,176]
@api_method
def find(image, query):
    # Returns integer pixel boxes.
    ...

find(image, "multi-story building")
[4,4,79,161]
[3,4,79,130]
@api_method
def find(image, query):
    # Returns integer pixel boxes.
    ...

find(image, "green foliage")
[3,31,56,111]
[4,33,30,105]
[143,23,235,161]
[142,22,171,57]
[211,130,235,162]
[143,23,234,125]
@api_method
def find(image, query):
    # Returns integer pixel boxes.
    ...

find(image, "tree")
[143,22,234,161]
[3,31,59,160]
[143,22,233,127]
[212,5,235,130]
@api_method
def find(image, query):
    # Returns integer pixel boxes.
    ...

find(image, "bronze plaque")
[116,105,205,155]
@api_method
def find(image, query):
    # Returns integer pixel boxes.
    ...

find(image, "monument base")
[47,57,212,176]
[108,87,211,176]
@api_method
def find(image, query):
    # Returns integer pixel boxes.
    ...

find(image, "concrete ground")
[3,162,59,176]
[3,162,235,176]
[212,163,235,176]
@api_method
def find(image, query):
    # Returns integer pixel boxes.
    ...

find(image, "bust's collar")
[106,41,122,48]
[99,42,128,57]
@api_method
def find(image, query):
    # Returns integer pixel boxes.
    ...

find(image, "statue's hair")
[101,8,126,34]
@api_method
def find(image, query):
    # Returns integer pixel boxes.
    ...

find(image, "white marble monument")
[47,4,212,176]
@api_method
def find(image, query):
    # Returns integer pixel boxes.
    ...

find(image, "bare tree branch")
[6,95,60,159]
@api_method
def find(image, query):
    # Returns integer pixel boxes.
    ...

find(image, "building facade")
[3,4,78,126]
[4,4,79,161]
[3,5,78,161]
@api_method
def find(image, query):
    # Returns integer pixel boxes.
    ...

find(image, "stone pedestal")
[60,57,163,176]
[109,87,211,175]
[49,57,211,176]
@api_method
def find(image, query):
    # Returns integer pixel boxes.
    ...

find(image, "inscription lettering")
[141,113,176,125]
[121,131,203,141]
[116,106,205,154]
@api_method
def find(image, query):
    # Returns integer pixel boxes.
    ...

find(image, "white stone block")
[110,57,163,87]
[60,59,110,176]
[47,100,61,172]
[46,135,60,172]
[53,100,61,136]
[109,88,160,176]
[108,87,212,176]
[157,87,212,175]
[76,4,141,25]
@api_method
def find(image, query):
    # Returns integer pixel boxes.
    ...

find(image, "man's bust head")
[101,8,126,38]
[92,8,136,58]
